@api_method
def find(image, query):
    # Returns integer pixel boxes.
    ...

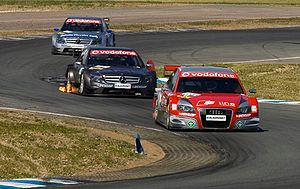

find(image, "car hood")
[58,31,102,39]
[176,92,247,109]
[88,66,149,77]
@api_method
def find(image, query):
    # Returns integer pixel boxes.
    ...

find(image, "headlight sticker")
[251,105,257,113]
[179,112,196,117]
[171,104,177,111]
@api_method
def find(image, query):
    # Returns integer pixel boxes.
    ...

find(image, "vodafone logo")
[181,72,236,78]
[66,19,102,24]
[90,50,137,56]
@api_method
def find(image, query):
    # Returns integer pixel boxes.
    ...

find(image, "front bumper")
[52,44,87,55]
[87,82,155,97]
[168,114,259,130]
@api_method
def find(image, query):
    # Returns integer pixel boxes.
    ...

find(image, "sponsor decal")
[219,101,235,107]
[132,85,147,89]
[89,65,110,70]
[236,120,244,129]
[179,112,196,117]
[97,84,113,88]
[177,92,200,99]
[171,104,177,111]
[236,113,251,118]
[187,120,196,128]
[251,105,257,113]
[66,19,102,24]
[114,83,131,89]
[206,115,226,121]
[197,100,215,106]
[181,72,236,78]
[90,50,137,56]
[60,34,98,38]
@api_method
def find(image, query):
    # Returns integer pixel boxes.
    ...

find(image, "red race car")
[153,65,260,130]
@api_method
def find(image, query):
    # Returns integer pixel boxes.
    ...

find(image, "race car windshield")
[87,54,144,68]
[177,77,243,94]
[61,22,103,32]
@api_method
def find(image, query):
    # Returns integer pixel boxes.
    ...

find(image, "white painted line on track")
[0,107,166,133]
[0,107,121,125]
[0,181,44,188]
[47,179,79,185]
[221,56,300,64]
[0,178,81,188]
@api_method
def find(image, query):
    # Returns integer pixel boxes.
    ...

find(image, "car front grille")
[65,38,91,45]
[199,108,232,129]
[103,75,140,84]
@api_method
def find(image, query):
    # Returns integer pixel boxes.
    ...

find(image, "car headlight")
[56,37,65,44]
[144,75,153,83]
[237,101,251,114]
[177,99,195,113]
[90,74,104,83]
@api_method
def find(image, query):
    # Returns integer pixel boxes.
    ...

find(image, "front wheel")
[78,75,88,96]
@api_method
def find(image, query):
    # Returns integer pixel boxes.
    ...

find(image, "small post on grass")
[135,133,144,155]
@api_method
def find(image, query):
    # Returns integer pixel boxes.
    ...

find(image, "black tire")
[153,98,160,124]
[51,46,59,55]
[166,114,171,130]
[112,34,116,47]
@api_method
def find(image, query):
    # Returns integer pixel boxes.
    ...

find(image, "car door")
[160,70,179,121]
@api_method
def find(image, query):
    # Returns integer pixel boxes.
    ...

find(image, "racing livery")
[65,47,156,97]
[153,66,260,130]
[52,16,115,55]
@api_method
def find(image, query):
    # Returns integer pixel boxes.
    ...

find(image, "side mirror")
[106,29,113,33]
[249,88,257,94]
[54,28,60,32]
[146,59,156,72]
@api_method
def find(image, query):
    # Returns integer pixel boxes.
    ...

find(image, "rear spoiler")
[164,65,180,76]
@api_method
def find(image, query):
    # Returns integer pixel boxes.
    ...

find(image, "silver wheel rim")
[79,75,84,94]
[67,72,71,83]
[154,109,158,121]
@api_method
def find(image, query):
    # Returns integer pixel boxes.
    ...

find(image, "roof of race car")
[87,46,135,51]
[180,66,235,74]
[66,16,103,20]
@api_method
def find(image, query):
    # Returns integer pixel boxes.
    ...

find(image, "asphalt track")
[0,28,299,189]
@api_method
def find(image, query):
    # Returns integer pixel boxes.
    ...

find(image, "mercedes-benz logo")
[75,38,81,44]
[119,76,126,83]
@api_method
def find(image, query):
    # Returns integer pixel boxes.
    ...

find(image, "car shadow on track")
[172,128,269,133]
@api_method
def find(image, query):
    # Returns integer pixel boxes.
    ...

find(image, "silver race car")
[52,16,115,55]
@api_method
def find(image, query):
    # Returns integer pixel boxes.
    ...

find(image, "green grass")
[156,64,300,101]
[0,111,137,179]
[1,0,300,10]
[2,17,300,37]
[111,17,300,31]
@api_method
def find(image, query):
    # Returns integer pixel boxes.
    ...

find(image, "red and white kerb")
[180,72,237,78]
[90,50,138,56]
[66,19,102,24]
